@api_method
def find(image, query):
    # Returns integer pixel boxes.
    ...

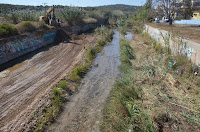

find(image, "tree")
[180,0,193,19]
[155,0,178,25]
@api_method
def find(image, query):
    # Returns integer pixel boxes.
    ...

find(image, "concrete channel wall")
[0,24,97,65]
[0,31,56,65]
[145,24,200,66]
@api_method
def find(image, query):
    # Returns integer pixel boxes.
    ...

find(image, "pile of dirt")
[54,29,71,44]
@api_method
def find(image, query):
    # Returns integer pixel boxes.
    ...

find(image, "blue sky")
[0,0,146,6]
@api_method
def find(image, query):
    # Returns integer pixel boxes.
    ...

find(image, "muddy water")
[48,30,121,132]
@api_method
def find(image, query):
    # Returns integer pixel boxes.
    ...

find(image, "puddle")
[125,33,133,40]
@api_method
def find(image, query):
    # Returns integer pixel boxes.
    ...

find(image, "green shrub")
[70,65,87,81]
[52,95,62,109]
[88,11,105,24]
[97,40,106,46]
[53,87,62,96]
[105,29,114,42]
[60,7,85,25]
[86,48,96,60]
[18,21,36,33]
[0,23,18,38]
[57,80,67,89]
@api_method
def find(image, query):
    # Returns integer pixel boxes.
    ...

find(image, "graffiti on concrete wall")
[12,38,42,53]
[179,43,195,58]
[186,47,195,58]
[43,32,56,41]
[145,25,200,65]
[0,32,56,59]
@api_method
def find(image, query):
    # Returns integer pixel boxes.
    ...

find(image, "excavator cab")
[39,5,60,27]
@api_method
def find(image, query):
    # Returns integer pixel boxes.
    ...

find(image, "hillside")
[96,4,140,12]
[0,4,44,14]
[0,4,140,15]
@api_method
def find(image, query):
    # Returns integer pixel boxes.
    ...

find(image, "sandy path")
[48,30,121,132]
[0,34,98,131]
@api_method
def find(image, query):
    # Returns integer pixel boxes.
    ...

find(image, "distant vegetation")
[95,4,140,12]
[83,4,140,12]
[0,4,138,38]
[59,7,85,25]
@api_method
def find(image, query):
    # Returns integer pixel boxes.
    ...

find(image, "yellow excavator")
[39,5,59,27]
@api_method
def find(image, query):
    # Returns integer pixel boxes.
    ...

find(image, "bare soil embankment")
[0,29,99,131]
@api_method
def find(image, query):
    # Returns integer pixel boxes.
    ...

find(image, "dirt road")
[0,33,98,131]
[48,30,121,132]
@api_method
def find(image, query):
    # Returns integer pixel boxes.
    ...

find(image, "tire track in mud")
[48,30,121,132]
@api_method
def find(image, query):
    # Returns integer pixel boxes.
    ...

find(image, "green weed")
[57,80,67,89]
[97,40,106,47]
[53,87,62,96]
[69,65,87,81]
[86,48,96,60]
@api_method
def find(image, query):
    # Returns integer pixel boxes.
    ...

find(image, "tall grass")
[3,11,42,24]
[140,28,194,77]
[20,12,39,21]
[59,7,85,25]
[95,26,113,42]
[102,39,154,131]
